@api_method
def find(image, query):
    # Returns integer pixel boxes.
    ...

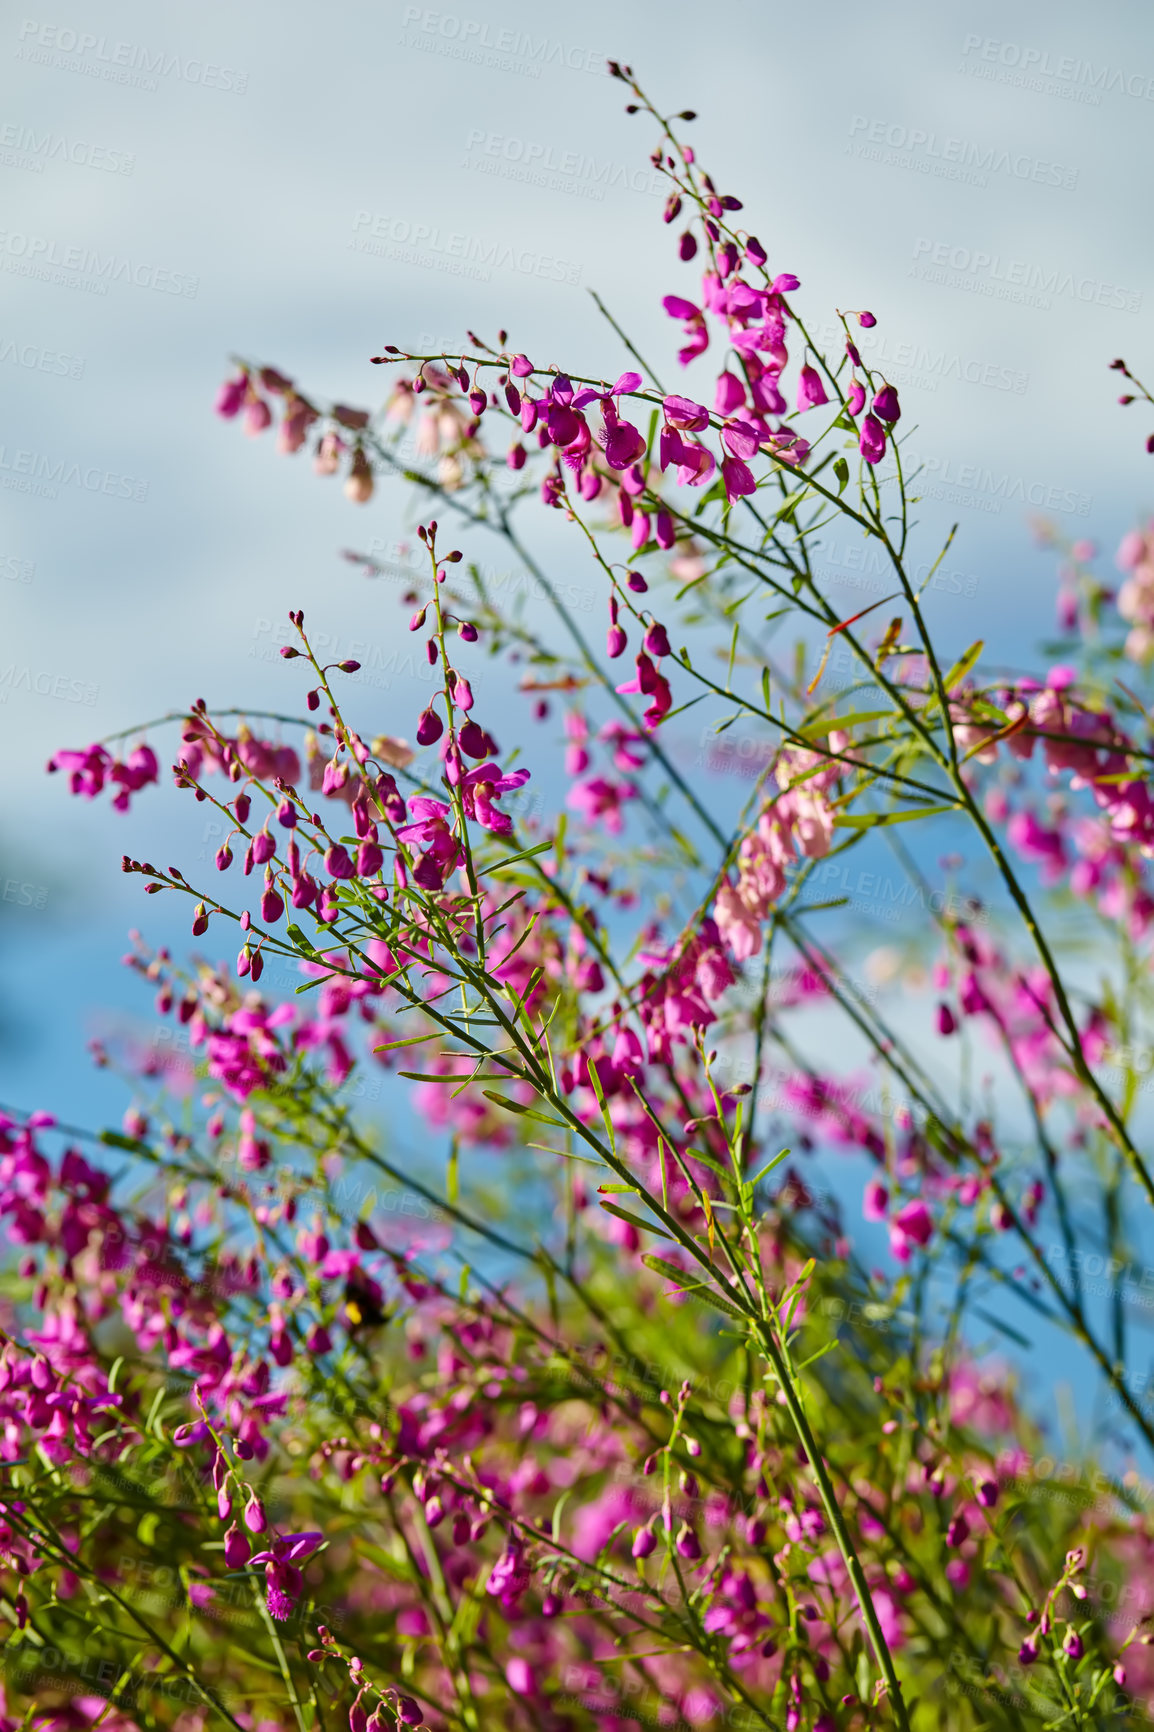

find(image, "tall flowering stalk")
[18,61,1154,1732]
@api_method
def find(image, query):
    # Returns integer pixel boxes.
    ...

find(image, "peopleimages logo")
[0,119,135,175]
[910,238,1141,315]
[0,336,84,379]
[903,449,1092,518]
[462,129,663,200]
[960,34,1154,104]
[398,8,605,78]
[0,231,198,298]
[847,116,1077,191]
[0,446,149,503]
[349,211,581,286]
[15,20,248,94]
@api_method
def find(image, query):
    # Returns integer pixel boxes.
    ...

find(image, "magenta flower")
[859,413,886,465]
[396,798,463,891]
[715,371,746,415]
[415,708,443,746]
[863,1179,888,1222]
[662,295,708,365]
[872,383,901,423]
[215,373,247,417]
[659,426,716,488]
[615,653,673,730]
[721,455,757,502]
[249,1530,324,1620]
[458,762,531,835]
[890,1199,933,1261]
[567,775,638,834]
[663,394,710,431]
[720,419,761,461]
[796,365,829,412]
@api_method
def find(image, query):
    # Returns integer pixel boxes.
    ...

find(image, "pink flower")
[249,1530,324,1621]
[396,798,463,890]
[796,365,829,412]
[872,383,900,422]
[458,761,531,834]
[889,1199,933,1260]
[863,1179,888,1222]
[715,371,746,415]
[662,295,709,365]
[721,456,756,502]
[663,394,711,431]
[615,653,673,730]
[216,373,247,417]
[859,414,886,465]
[567,775,638,834]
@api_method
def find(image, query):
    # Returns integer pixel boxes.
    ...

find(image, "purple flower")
[859,413,886,465]
[872,383,901,423]
[796,365,829,412]
[249,1530,324,1622]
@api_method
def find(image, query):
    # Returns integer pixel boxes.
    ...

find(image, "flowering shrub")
[17,62,1154,1732]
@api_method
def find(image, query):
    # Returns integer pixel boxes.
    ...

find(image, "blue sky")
[3,0,1154,1444]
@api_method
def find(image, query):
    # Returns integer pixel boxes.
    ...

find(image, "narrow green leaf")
[685,1145,731,1182]
[834,804,956,829]
[942,639,984,692]
[642,1253,691,1284]
[373,1031,440,1053]
[749,1147,792,1187]
[800,709,892,738]
[688,1285,746,1320]
[599,1200,673,1240]
[797,1338,840,1371]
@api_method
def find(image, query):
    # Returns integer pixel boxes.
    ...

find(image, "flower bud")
[872,383,900,423]
[859,414,886,466]
[243,1493,267,1534]
[261,882,285,924]
[632,1523,657,1559]
[325,844,355,880]
[675,1522,701,1561]
[796,365,829,412]
[644,622,671,659]
[416,708,443,746]
[223,1523,250,1568]
[451,675,475,711]
[345,449,374,504]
